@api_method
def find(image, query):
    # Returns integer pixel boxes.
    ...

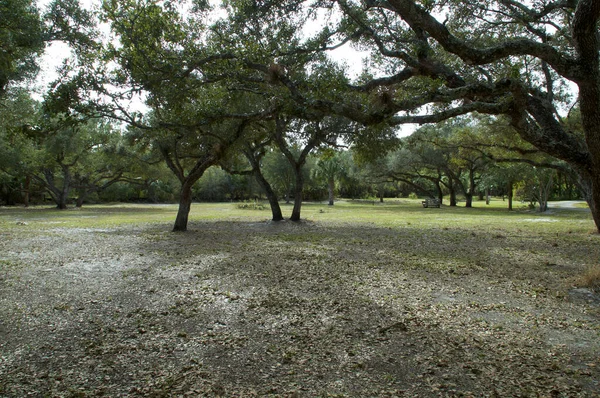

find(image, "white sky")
[34,0,96,97]
[34,0,415,135]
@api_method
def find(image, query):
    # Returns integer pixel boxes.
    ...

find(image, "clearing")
[0,201,599,397]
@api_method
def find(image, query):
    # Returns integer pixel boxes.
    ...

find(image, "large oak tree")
[240,0,600,229]
[325,0,600,230]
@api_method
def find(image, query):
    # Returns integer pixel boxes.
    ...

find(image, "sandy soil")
[1,218,599,397]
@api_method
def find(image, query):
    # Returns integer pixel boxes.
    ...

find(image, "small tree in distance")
[312,149,345,206]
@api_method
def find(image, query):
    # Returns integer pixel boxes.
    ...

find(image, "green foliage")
[0,0,44,95]
[312,150,345,183]
[262,148,296,200]
[195,167,234,202]
[237,200,265,210]
[45,0,98,53]
[0,0,593,229]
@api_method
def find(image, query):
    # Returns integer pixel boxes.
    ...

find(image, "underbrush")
[236,201,265,210]
[580,265,600,291]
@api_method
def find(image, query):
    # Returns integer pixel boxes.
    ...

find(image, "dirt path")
[1,219,599,397]
[550,200,590,210]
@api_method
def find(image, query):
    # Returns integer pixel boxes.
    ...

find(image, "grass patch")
[0,199,593,233]
[236,201,266,210]
[0,259,23,269]
[1,200,599,396]
[579,265,600,291]
[574,202,590,209]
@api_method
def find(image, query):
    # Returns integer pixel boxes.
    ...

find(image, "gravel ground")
[1,217,599,397]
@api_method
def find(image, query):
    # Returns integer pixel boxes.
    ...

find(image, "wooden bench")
[421,198,441,208]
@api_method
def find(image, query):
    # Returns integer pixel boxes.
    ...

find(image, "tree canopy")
[1,0,599,230]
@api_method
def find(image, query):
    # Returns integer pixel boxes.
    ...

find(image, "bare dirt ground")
[1,214,600,397]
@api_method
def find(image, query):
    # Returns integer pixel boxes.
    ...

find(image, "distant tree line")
[1,94,581,212]
[0,0,594,231]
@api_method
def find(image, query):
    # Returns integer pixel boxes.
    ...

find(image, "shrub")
[237,201,265,210]
[408,192,418,199]
[579,265,600,292]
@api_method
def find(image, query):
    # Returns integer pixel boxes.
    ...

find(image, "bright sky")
[34,0,415,135]
[36,0,364,84]
[34,0,96,97]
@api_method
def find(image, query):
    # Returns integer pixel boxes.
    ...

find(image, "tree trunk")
[54,178,70,209]
[173,182,193,232]
[56,194,68,209]
[254,170,283,221]
[290,167,304,222]
[242,146,284,221]
[446,178,457,206]
[44,166,71,210]
[465,169,475,208]
[0,184,10,206]
[588,177,600,231]
[536,174,553,213]
[465,193,473,208]
[507,180,514,211]
[23,175,30,207]
[328,178,335,206]
[75,186,91,208]
[75,192,86,208]
[435,181,443,204]
[449,189,457,206]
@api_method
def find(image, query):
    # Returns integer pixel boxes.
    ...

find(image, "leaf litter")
[0,219,599,397]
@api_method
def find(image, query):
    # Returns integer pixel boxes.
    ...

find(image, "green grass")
[574,202,590,209]
[0,198,593,236]
[303,198,593,235]
[1,198,599,396]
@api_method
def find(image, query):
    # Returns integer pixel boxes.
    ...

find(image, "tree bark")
[328,178,335,206]
[243,146,284,221]
[465,169,475,208]
[56,196,68,209]
[76,194,86,208]
[273,117,322,222]
[290,166,304,222]
[254,170,283,221]
[507,180,513,211]
[465,193,473,207]
[449,188,457,207]
[58,166,71,209]
[161,143,222,232]
[173,182,193,232]
[42,168,71,209]
[23,175,30,208]
[445,177,457,206]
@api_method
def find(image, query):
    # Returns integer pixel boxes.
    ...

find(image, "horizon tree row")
[0,0,595,230]
[0,88,581,213]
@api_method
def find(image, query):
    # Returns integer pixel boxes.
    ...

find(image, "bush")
[580,265,600,292]
[408,192,418,199]
[237,201,265,210]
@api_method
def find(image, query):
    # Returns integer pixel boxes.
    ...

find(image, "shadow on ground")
[1,219,599,396]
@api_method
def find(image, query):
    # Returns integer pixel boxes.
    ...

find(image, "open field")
[1,200,599,397]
